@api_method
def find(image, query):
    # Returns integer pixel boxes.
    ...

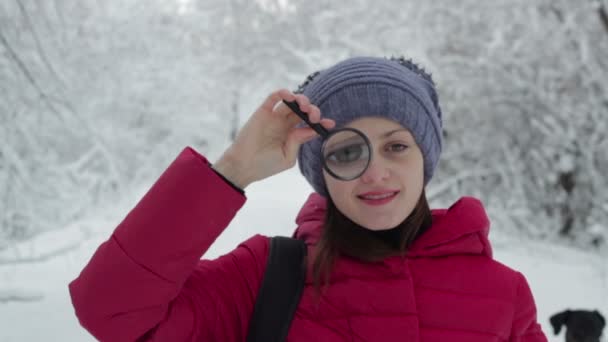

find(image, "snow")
[0,163,606,341]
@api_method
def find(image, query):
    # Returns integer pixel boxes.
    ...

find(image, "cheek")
[392,157,424,202]
[407,166,424,189]
[325,172,347,197]
[324,172,356,207]
[403,154,424,187]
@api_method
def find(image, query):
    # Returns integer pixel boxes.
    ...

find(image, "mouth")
[357,191,400,206]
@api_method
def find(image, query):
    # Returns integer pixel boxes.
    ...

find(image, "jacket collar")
[293,193,492,258]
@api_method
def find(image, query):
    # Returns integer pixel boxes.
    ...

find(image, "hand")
[214,89,335,188]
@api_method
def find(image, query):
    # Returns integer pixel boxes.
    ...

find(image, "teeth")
[361,192,396,200]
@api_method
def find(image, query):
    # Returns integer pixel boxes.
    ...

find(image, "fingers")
[260,89,295,113]
[305,104,321,123]
[319,118,336,129]
[261,89,335,129]
[262,89,311,115]
[285,127,318,158]
[264,89,320,123]
[276,94,313,119]
[285,118,337,159]
[285,103,321,127]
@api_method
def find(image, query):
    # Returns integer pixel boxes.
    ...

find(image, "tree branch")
[427,168,500,200]
[0,289,44,303]
[0,27,64,119]
[598,0,608,34]
[0,242,81,266]
[14,0,66,89]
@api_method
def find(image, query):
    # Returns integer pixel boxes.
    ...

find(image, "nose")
[359,156,390,183]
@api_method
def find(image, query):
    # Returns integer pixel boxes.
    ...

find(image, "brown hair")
[311,190,432,293]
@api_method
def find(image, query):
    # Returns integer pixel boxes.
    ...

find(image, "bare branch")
[0,27,64,119]
[0,289,44,303]
[14,0,66,89]
[598,0,608,34]
[0,241,81,265]
[427,168,500,201]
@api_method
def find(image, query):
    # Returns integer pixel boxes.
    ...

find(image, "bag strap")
[246,236,307,342]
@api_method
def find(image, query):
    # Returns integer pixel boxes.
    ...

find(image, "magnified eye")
[322,129,371,179]
[326,143,368,163]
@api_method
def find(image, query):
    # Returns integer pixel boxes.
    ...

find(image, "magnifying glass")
[283,100,372,181]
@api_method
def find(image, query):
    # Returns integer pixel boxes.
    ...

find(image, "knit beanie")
[296,56,443,197]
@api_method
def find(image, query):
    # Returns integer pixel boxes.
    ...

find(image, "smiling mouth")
[357,191,400,206]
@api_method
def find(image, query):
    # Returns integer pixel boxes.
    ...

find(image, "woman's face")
[323,117,424,231]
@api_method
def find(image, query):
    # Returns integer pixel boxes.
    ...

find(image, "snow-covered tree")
[1,0,606,267]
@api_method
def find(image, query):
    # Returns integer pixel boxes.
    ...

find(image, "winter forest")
[1,0,608,340]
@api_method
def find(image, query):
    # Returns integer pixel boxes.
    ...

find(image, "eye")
[387,143,408,152]
[326,143,367,163]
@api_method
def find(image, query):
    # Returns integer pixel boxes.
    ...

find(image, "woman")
[69,56,548,341]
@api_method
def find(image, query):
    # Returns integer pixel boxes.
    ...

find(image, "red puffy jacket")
[69,147,548,342]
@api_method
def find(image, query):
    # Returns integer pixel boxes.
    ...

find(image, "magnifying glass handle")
[283,100,329,138]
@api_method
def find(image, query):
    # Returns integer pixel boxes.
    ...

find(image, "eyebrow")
[382,128,410,138]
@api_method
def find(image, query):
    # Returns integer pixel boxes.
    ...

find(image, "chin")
[357,218,402,231]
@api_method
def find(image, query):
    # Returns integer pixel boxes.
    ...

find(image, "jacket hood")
[293,193,492,258]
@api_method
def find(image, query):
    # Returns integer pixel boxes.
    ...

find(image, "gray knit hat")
[296,56,443,197]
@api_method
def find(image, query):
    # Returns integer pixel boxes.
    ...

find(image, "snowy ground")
[1,164,606,341]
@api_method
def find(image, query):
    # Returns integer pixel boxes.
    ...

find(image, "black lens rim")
[320,127,373,181]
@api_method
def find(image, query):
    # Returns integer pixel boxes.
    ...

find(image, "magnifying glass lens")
[322,130,371,180]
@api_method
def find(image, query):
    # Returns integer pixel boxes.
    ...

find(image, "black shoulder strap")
[246,236,307,342]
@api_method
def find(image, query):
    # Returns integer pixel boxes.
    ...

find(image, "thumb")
[285,127,319,159]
